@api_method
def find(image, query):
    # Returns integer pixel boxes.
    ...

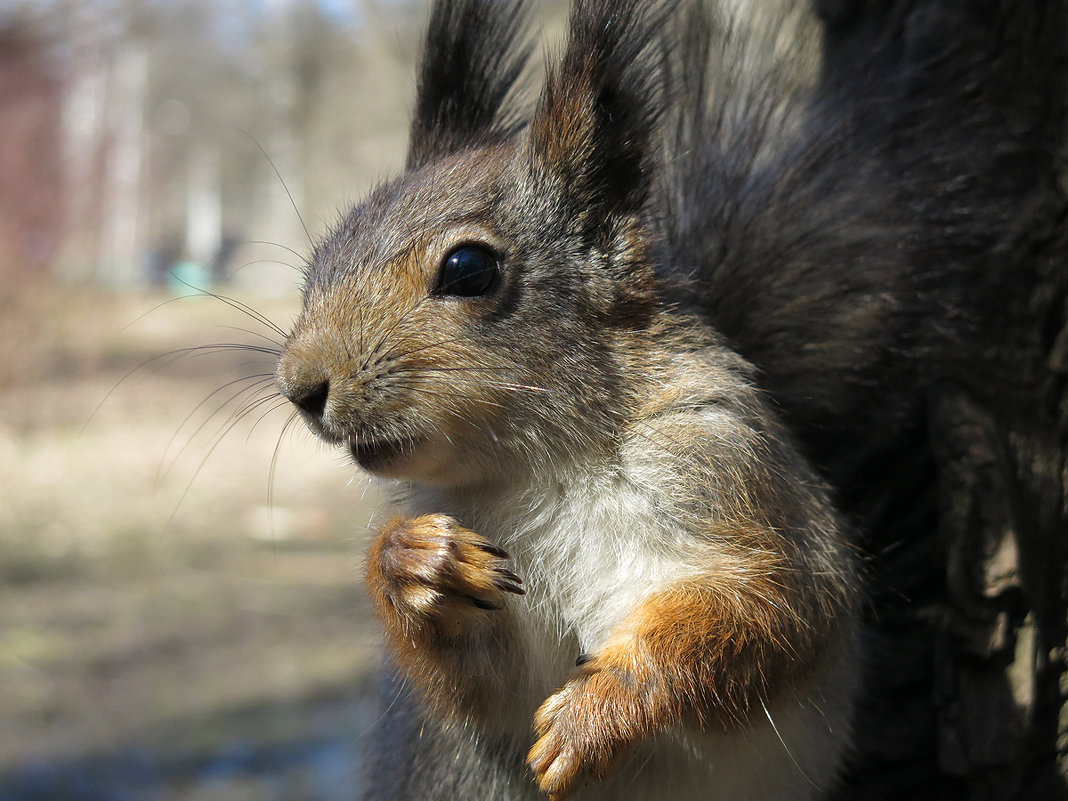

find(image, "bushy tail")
[661,0,1066,472]
[657,2,1068,796]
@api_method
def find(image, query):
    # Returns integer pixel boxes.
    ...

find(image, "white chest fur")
[416,464,690,653]
[400,459,856,801]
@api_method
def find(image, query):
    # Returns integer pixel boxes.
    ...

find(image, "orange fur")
[528,541,839,799]
[365,514,526,719]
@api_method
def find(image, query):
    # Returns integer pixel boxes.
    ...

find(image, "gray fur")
[278,0,1068,798]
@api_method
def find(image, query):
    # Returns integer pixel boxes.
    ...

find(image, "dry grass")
[0,287,387,800]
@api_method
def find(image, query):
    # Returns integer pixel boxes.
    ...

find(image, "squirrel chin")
[350,436,477,487]
[353,438,513,491]
[350,436,424,474]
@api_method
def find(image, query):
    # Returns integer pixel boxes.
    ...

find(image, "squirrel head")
[276,0,670,489]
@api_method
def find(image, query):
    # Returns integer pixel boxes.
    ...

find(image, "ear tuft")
[528,0,671,223]
[408,0,533,170]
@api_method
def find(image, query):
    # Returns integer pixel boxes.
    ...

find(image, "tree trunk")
[98,39,148,287]
[818,2,1068,798]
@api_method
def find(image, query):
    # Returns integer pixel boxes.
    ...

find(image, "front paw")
[528,658,667,800]
[366,514,524,636]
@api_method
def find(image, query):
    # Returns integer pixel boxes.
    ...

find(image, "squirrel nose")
[288,379,330,419]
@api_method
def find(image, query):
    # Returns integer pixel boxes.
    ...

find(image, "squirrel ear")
[528,0,668,223]
[407,0,532,170]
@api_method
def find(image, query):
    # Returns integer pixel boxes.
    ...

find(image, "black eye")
[434,245,499,297]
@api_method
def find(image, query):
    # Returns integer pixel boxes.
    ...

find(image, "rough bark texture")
[817,2,1068,797]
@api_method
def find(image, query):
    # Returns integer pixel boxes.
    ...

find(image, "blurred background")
[0,0,469,798]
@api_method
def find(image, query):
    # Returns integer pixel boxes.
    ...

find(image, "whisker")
[183,342,283,358]
[267,410,304,544]
[195,286,291,340]
[360,296,433,371]
[84,348,195,435]
[159,373,278,484]
[466,380,551,394]
[234,391,291,425]
[760,697,824,793]
[121,296,189,330]
[247,397,292,440]
[85,340,276,436]
[395,334,470,359]
[390,381,510,410]
[229,258,303,278]
[242,239,307,262]
[171,384,282,480]
[393,371,552,394]
[212,323,286,349]
[162,390,291,535]
[168,274,291,341]
[241,130,313,245]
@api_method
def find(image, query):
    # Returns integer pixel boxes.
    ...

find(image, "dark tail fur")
[654,1,1068,796]
[662,0,1067,482]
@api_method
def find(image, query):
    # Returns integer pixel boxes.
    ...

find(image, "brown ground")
[0,288,385,800]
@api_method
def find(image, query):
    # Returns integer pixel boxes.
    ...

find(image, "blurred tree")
[0,14,63,278]
[7,0,426,291]
[0,11,64,385]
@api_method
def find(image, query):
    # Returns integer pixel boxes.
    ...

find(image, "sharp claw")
[537,754,574,799]
[477,541,511,560]
[495,567,524,585]
[494,578,526,595]
[468,595,501,611]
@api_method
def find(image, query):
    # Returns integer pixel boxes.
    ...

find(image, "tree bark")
[818,2,1068,797]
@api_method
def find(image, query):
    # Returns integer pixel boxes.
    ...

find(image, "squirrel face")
[278,0,669,490]
[277,140,659,490]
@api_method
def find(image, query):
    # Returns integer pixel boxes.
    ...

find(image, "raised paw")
[366,514,524,636]
[528,656,670,800]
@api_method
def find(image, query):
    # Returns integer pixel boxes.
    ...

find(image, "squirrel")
[275,0,1068,799]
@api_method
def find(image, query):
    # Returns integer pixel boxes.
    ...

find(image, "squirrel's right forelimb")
[365,514,527,721]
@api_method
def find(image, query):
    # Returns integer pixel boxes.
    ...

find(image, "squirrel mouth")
[350,436,415,471]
